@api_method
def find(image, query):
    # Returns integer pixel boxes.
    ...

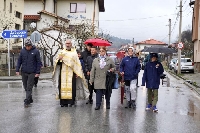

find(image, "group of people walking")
[16,39,164,112]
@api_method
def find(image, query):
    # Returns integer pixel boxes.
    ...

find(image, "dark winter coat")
[106,71,116,96]
[142,61,164,89]
[120,56,141,81]
[16,46,41,74]
[85,53,98,72]
[79,58,85,73]
[90,57,115,89]
[81,49,91,65]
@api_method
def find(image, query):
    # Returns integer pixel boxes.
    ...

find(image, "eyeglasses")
[99,50,105,52]
[66,43,71,44]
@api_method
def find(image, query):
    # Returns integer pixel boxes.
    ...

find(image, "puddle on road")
[188,100,200,121]
[0,82,23,88]
[0,81,53,89]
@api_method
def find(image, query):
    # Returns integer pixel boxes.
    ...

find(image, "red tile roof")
[24,15,40,20]
[37,10,70,22]
[136,39,167,45]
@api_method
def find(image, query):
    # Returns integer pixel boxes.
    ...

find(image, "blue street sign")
[2,30,27,39]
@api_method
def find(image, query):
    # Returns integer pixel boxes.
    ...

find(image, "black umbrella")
[141,46,177,54]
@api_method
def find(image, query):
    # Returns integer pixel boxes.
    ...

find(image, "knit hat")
[150,53,158,58]
[25,39,33,46]
[128,47,136,53]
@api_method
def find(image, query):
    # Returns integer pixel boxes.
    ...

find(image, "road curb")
[0,78,52,81]
[167,70,200,95]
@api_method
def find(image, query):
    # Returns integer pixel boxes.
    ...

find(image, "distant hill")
[98,33,131,48]
[109,36,131,48]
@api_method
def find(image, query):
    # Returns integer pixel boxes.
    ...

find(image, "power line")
[171,12,179,35]
[100,14,177,21]
[183,0,187,6]
[68,14,177,22]
[162,1,180,42]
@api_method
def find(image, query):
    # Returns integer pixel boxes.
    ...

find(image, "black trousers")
[96,89,110,107]
[88,83,94,100]
[21,72,35,100]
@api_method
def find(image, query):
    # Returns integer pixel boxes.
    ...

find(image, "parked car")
[174,58,194,74]
[169,58,177,70]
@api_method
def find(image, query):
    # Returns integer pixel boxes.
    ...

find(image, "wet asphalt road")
[0,71,200,133]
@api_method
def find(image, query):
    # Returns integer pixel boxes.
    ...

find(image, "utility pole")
[178,0,182,74]
[92,0,96,37]
[168,19,171,46]
[168,18,172,63]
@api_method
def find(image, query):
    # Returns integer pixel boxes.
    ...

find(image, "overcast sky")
[99,0,192,44]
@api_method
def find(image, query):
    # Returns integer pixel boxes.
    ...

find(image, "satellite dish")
[30,31,41,44]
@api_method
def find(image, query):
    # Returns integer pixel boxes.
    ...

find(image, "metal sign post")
[177,42,184,74]
[7,39,10,76]
[1,30,27,76]
[30,31,41,45]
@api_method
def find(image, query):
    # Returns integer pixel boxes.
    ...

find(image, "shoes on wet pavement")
[29,97,33,103]
[125,101,130,108]
[69,104,73,107]
[146,104,152,110]
[152,106,158,112]
[24,99,30,108]
[95,106,100,110]
[86,99,93,104]
[131,100,136,108]
[106,105,110,109]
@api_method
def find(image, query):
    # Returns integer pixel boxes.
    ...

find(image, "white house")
[135,39,167,58]
[24,0,105,66]
[24,0,105,32]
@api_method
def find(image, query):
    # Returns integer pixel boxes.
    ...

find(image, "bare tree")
[98,29,111,41]
[36,19,97,66]
[181,28,193,58]
[0,10,16,47]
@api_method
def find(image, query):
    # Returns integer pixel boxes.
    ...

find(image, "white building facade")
[24,0,105,66]
[0,0,24,69]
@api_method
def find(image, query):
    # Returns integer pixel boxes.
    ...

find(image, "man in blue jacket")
[16,39,41,107]
[120,47,141,109]
[142,53,164,112]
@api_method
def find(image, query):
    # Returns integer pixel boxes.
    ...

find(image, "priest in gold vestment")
[53,40,89,107]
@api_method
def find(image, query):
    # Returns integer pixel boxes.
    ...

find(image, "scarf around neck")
[99,55,107,69]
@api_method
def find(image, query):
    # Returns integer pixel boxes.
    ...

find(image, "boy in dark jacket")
[120,47,141,108]
[142,53,164,112]
[85,46,98,104]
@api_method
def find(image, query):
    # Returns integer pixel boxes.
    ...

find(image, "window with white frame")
[70,3,86,13]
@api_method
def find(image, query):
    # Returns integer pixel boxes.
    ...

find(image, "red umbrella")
[84,38,111,46]
[116,51,125,59]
